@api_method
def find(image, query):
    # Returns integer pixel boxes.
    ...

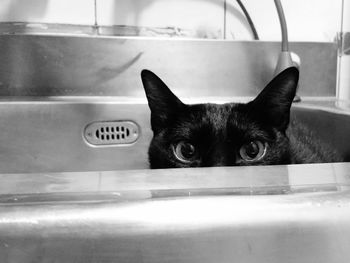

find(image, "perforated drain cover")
[84,121,139,146]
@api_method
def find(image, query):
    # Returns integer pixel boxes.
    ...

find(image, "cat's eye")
[239,141,266,162]
[173,141,197,163]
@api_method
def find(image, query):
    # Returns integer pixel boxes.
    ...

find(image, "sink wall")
[0,99,349,173]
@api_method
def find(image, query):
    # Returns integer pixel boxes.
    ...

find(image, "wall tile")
[343,0,350,31]
[338,0,350,100]
[226,0,343,42]
[0,0,95,25]
[96,0,225,38]
[0,0,343,41]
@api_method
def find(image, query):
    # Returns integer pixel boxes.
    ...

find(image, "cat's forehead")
[170,102,271,142]
[185,103,233,125]
[191,103,234,116]
[186,102,260,131]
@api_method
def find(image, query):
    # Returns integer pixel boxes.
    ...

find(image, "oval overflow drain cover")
[84,121,139,146]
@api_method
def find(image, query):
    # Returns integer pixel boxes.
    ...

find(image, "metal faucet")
[273,0,301,102]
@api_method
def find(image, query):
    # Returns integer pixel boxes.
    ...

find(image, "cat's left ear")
[248,67,299,131]
[141,69,185,133]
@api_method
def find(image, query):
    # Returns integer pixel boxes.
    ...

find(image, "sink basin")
[0,34,349,262]
[0,34,345,172]
[0,97,350,173]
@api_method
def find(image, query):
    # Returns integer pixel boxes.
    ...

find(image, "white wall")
[226,0,342,41]
[97,0,224,38]
[0,0,345,42]
[338,0,350,100]
[0,0,95,24]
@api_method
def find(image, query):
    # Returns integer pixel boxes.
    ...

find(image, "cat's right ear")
[141,70,185,133]
[248,67,299,131]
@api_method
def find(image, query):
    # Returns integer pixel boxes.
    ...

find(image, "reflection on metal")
[0,98,349,174]
[0,34,337,97]
[0,98,152,173]
[0,22,196,38]
[1,162,348,198]
[0,163,350,262]
[0,22,96,35]
[343,32,350,55]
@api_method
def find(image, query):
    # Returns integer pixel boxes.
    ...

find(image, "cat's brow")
[204,104,232,127]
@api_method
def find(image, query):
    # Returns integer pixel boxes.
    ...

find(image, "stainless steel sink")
[1,163,350,262]
[0,97,350,173]
[0,34,344,173]
[0,33,350,262]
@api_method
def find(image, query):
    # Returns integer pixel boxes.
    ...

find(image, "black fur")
[141,67,341,168]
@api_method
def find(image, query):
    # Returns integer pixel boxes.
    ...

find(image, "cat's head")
[141,67,299,168]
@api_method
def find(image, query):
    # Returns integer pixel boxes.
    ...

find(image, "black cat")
[141,67,341,168]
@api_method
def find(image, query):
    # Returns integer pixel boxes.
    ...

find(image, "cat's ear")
[141,69,185,133]
[248,67,299,131]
